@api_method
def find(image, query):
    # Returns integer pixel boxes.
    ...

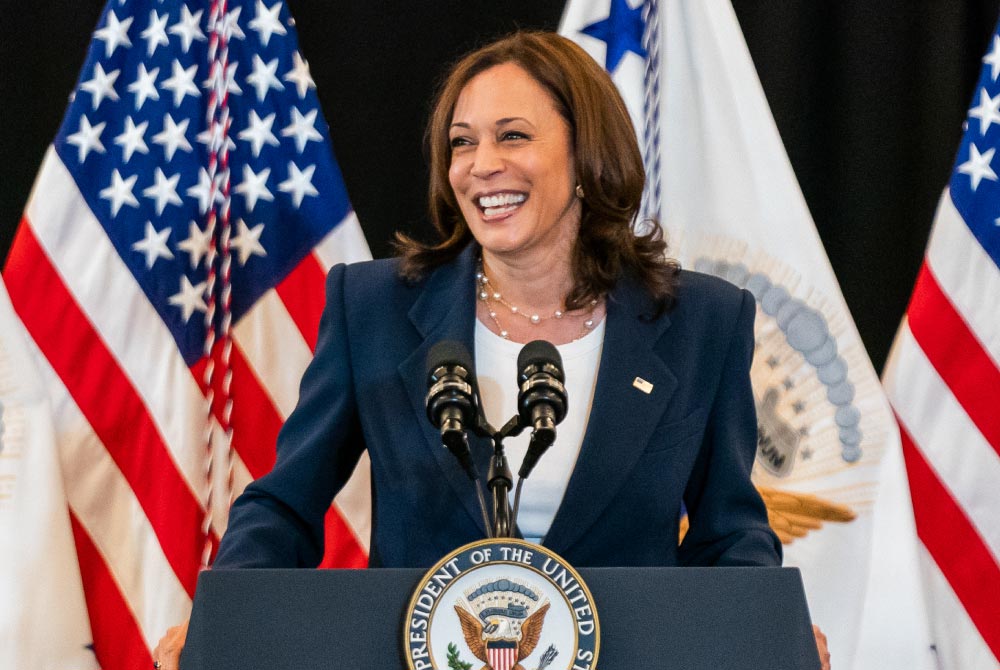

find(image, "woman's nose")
[470,141,504,178]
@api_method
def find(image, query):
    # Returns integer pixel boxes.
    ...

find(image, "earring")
[575,184,585,199]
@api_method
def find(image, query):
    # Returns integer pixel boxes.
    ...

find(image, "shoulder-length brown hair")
[396,30,679,309]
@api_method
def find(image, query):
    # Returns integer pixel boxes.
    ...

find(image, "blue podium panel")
[181,567,819,670]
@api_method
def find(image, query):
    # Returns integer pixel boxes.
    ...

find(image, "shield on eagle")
[486,639,518,670]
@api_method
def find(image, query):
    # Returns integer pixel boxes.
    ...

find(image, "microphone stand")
[466,411,562,539]
[487,443,513,538]
[472,414,526,539]
[442,428,495,539]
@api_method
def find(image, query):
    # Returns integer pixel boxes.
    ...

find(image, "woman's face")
[448,62,581,262]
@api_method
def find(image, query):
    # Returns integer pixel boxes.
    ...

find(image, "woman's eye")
[449,136,472,149]
[501,131,529,141]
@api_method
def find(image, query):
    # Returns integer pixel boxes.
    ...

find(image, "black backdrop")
[2,1,998,371]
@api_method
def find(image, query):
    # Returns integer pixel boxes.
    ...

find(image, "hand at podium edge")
[814,624,831,670]
[153,619,189,670]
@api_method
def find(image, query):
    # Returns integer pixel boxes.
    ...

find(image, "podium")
[181,567,819,669]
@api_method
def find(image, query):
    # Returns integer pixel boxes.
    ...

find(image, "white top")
[474,319,606,543]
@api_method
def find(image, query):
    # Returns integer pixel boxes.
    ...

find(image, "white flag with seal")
[560,1,932,667]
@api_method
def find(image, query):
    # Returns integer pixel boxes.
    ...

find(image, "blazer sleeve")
[213,263,367,568]
[677,288,783,567]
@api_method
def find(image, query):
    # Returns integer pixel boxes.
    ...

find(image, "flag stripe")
[275,252,326,351]
[234,288,313,419]
[70,510,153,670]
[927,191,1000,368]
[318,505,369,568]
[884,325,1000,557]
[312,211,371,272]
[226,343,279,477]
[191,343,280,480]
[899,424,1000,659]
[330,450,373,554]
[906,262,1000,455]
[920,545,999,668]
[6,224,209,596]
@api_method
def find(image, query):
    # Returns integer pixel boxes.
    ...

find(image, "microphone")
[516,340,568,479]
[425,340,478,480]
[425,340,494,537]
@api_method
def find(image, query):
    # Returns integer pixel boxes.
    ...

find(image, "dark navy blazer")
[214,244,781,569]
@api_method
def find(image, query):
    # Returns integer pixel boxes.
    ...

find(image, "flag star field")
[54,0,351,365]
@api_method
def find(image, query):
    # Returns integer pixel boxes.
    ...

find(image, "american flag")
[882,18,1000,669]
[1,0,371,667]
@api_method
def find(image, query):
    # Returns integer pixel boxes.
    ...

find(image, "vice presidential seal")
[404,539,599,670]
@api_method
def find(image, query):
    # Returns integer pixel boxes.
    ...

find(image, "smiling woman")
[155,30,794,670]
[202,28,784,575]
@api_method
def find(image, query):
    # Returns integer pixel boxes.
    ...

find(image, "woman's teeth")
[478,193,526,217]
[478,193,526,208]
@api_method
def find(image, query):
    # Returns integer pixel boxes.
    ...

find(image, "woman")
[156,30,831,669]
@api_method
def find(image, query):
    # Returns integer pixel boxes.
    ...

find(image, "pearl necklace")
[476,261,598,340]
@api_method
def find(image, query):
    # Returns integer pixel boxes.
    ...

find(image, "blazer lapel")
[397,245,494,537]
[543,276,678,555]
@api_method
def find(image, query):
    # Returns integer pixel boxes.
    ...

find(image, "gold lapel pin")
[632,377,653,394]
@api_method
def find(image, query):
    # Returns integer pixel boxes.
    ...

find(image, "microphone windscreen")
[426,340,474,382]
[517,340,564,381]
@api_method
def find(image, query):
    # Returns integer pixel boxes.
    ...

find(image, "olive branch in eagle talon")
[454,602,550,670]
[447,642,474,670]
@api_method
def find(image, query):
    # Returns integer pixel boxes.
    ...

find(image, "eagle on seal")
[454,601,550,670]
